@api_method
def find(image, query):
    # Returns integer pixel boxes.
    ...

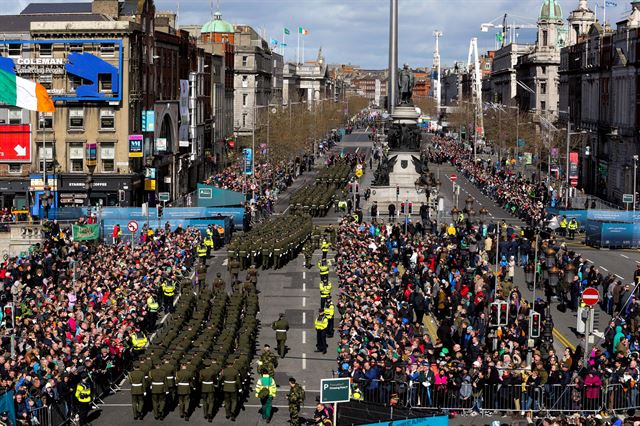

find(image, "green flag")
[72,224,99,241]
[284,27,290,35]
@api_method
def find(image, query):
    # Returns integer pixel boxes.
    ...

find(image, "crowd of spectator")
[0,224,201,425]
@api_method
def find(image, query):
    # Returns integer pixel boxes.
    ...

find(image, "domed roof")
[202,11,234,34]
[540,0,563,21]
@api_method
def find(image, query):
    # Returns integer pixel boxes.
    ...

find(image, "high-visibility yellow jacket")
[131,332,148,350]
[324,303,335,319]
[75,383,91,403]
[255,375,277,398]
[314,316,328,330]
[320,281,332,297]
[162,281,176,297]
[146,296,159,312]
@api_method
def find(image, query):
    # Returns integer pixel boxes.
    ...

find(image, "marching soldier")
[319,279,332,309]
[314,308,328,354]
[222,362,241,421]
[324,295,335,338]
[129,363,146,420]
[257,344,278,377]
[247,264,259,289]
[271,313,290,358]
[228,256,241,285]
[287,377,306,426]
[176,362,194,420]
[303,241,314,269]
[212,272,226,292]
[148,363,167,420]
[199,359,219,422]
[163,359,177,407]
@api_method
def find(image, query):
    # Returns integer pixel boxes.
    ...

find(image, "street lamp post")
[634,155,638,216]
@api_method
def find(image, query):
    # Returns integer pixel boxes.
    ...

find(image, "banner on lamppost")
[243,148,253,175]
[569,151,579,187]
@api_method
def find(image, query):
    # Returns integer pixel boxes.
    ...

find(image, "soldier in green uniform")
[271,313,289,358]
[228,256,241,286]
[303,241,314,269]
[287,377,305,426]
[176,362,194,420]
[222,363,240,421]
[257,344,278,377]
[128,362,146,420]
[148,363,167,420]
[199,359,219,422]
[163,359,177,407]
[247,264,259,288]
[212,272,226,292]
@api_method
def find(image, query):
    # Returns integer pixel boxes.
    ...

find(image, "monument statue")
[398,64,415,104]
[372,155,397,186]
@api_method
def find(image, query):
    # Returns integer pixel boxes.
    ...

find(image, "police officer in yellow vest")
[197,243,208,265]
[204,234,214,257]
[131,329,148,358]
[314,309,328,354]
[320,239,330,260]
[568,218,579,240]
[75,373,92,426]
[319,280,332,309]
[324,296,335,338]
[317,259,330,283]
[161,279,176,313]
[559,215,568,237]
[146,293,159,332]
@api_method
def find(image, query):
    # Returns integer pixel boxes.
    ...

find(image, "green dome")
[540,0,562,21]
[202,11,234,34]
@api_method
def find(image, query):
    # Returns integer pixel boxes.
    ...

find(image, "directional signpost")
[321,378,350,426]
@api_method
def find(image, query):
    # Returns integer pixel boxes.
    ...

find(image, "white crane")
[481,13,537,47]
[432,30,442,114]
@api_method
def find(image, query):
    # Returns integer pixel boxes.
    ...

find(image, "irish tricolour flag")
[0,68,55,112]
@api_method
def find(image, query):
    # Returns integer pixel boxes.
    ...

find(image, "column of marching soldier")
[127,264,259,422]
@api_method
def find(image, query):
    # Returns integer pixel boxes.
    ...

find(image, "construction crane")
[432,30,442,114]
[467,37,483,160]
[481,13,537,47]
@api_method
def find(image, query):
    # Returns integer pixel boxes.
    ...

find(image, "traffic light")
[396,185,400,197]
[408,202,413,215]
[490,301,509,327]
[355,182,359,193]
[400,202,405,214]
[118,189,125,203]
[530,311,541,338]
[157,205,164,218]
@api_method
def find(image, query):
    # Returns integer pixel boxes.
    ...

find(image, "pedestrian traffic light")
[400,202,405,214]
[408,202,413,214]
[157,205,164,218]
[490,301,509,327]
[530,311,541,338]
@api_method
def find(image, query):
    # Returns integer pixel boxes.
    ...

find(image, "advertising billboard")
[0,40,123,102]
[0,124,31,163]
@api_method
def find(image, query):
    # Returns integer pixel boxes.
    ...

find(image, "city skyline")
[6,0,629,69]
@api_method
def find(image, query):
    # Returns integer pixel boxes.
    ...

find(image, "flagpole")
[302,36,305,64]
[297,29,300,64]
[604,2,606,27]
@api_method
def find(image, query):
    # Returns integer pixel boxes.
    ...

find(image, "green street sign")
[198,188,213,199]
[158,192,170,202]
[320,378,350,404]
[623,194,634,204]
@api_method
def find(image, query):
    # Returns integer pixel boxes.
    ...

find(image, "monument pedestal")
[370,152,427,216]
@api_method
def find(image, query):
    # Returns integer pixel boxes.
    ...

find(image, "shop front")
[0,180,29,211]
[58,174,140,207]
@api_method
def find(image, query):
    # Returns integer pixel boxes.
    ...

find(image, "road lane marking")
[303,271,306,280]
[621,254,630,259]
[222,259,228,266]
[302,330,306,344]
[586,259,593,263]
[302,296,306,307]
[303,282,306,292]
[553,328,576,351]
[302,311,306,324]
[615,274,625,280]
[601,266,608,272]
[302,353,307,369]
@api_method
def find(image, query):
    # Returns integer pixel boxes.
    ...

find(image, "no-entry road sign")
[450,174,457,182]
[582,287,600,307]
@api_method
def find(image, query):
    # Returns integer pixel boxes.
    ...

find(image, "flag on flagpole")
[298,27,309,36]
[284,27,290,35]
[270,38,279,46]
[281,43,288,47]
[0,68,54,112]
[605,1,617,6]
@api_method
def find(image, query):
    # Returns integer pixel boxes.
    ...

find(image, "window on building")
[68,107,84,130]
[8,164,21,174]
[242,56,248,67]
[242,94,248,106]
[69,44,83,53]
[39,112,53,129]
[100,43,115,57]
[99,74,113,92]
[242,76,248,88]
[542,30,548,47]
[38,146,53,172]
[100,109,115,130]
[39,74,52,90]
[69,143,84,172]
[242,113,247,127]
[541,82,547,94]
[8,110,21,125]
[69,75,88,93]
[100,143,115,172]
[541,65,546,74]
[7,44,21,57]
[39,43,52,57]
[541,100,546,111]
